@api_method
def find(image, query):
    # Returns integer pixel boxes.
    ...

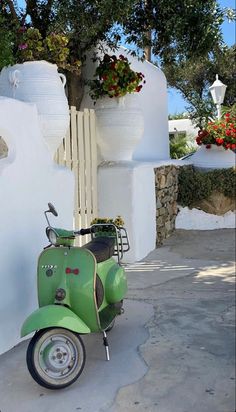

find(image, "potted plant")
[190,109,236,169]
[195,111,236,150]
[91,216,125,237]
[89,54,145,101]
[89,54,146,162]
[0,27,81,157]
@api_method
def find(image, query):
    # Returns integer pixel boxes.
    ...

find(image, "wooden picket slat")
[70,106,79,227]
[55,107,98,245]
[84,109,92,227]
[90,109,98,217]
[77,111,86,233]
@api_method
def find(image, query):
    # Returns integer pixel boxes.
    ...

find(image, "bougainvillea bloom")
[18,43,28,50]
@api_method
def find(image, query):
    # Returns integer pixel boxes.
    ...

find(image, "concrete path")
[0,229,235,412]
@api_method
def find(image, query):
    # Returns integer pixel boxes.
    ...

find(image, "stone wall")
[0,137,8,159]
[154,165,179,244]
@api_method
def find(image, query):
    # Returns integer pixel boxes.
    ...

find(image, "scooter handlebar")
[75,227,95,236]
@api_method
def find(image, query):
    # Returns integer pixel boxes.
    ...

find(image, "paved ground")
[0,229,235,412]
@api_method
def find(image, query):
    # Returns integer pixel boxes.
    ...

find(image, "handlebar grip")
[80,227,92,236]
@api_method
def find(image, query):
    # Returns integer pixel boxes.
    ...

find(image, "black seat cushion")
[82,237,115,263]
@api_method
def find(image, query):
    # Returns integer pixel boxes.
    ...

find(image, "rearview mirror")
[48,203,58,217]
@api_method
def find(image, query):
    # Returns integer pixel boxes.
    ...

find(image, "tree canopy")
[0,0,232,108]
[163,45,236,126]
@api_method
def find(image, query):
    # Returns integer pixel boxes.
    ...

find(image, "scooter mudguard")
[21,304,90,337]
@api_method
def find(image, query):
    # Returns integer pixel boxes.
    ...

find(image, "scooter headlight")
[46,228,58,245]
[55,288,66,301]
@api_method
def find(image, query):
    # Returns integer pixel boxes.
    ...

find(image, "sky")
[168,0,236,114]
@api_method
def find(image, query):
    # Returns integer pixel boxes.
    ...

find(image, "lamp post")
[209,74,227,120]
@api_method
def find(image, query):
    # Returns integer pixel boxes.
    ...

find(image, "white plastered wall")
[81,47,170,262]
[0,97,74,354]
[176,206,235,230]
[81,46,170,161]
[97,162,156,263]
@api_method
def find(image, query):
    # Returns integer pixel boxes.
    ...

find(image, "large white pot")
[0,60,69,156]
[190,144,236,169]
[95,94,144,161]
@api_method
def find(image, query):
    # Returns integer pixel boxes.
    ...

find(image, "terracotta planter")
[190,144,235,169]
[95,94,144,161]
[0,60,69,156]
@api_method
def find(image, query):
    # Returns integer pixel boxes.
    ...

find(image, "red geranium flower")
[135,85,142,92]
[89,54,146,101]
[195,109,236,149]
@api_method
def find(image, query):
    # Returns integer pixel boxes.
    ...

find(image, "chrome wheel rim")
[34,331,84,383]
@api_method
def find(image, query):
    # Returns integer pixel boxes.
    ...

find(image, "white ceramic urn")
[0,60,69,156]
[190,144,236,169]
[95,94,144,161]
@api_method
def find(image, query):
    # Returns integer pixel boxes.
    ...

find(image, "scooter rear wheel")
[26,327,86,389]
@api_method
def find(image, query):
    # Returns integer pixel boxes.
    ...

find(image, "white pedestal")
[98,161,156,263]
[190,145,236,169]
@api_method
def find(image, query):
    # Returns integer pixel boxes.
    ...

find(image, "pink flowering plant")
[89,54,145,101]
[196,111,236,150]
[16,27,81,74]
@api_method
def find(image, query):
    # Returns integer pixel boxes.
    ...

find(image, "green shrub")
[169,132,196,159]
[0,15,16,70]
[178,166,236,207]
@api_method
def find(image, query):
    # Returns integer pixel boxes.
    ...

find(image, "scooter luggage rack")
[91,223,130,264]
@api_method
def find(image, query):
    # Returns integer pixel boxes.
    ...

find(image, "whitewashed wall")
[0,97,74,354]
[176,206,235,230]
[81,46,170,161]
[80,47,169,262]
[98,162,156,263]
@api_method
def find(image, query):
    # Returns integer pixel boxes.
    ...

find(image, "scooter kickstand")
[102,331,110,361]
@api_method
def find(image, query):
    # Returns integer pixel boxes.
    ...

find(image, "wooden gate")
[55,107,98,244]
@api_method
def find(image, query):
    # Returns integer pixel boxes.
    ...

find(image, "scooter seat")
[82,237,115,263]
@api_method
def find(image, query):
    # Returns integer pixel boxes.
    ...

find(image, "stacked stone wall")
[0,137,8,159]
[155,165,180,244]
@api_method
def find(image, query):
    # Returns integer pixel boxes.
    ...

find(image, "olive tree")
[163,45,236,127]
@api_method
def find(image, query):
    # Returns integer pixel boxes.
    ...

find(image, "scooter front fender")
[21,305,90,337]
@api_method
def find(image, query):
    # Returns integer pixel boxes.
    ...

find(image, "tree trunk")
[65,71,85,109]
[144,30,152,62]
[144,45,152,62]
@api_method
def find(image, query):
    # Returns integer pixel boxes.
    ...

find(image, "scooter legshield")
[21,304,90,337]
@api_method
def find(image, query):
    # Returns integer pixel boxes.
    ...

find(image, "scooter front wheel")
[26,327,86,389]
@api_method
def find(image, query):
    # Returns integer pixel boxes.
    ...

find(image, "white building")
[168,118,199,145]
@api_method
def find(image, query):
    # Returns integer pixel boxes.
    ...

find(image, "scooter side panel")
[105,264,127,303]
[21,304,90,337]
[97,258,127,307]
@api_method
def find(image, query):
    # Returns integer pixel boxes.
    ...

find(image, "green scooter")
[21,203,130,389]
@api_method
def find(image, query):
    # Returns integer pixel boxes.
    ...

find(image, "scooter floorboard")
[99,304,121,330]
